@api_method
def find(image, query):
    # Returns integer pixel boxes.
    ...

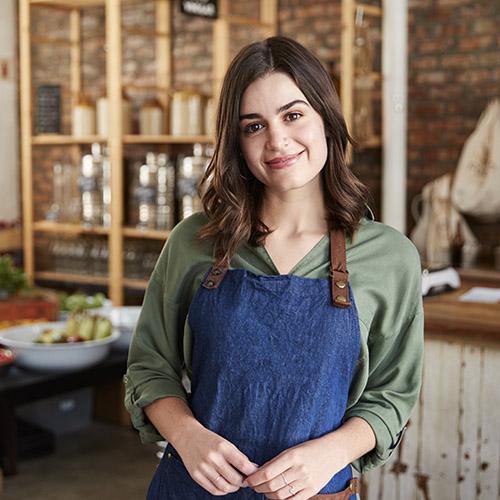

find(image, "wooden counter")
[363,273,500,500]
[424,279,500,345]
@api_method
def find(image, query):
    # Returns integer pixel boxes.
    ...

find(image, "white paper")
[459,287,500,304]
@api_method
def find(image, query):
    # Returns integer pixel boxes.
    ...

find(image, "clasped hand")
[242,437,346,499]
[176,426,346,498]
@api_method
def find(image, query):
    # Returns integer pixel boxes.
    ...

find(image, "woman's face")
[238,72,328,195]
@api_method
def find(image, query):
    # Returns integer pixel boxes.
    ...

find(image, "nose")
[266,122,288,151]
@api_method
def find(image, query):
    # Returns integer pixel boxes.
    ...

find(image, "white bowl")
[104,306,141,351]
[0,321,120,372]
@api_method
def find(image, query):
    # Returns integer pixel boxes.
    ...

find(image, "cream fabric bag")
[411,173,479,266]
[451,99,500,220]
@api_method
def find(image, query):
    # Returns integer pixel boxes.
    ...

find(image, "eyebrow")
[239,99,309,121]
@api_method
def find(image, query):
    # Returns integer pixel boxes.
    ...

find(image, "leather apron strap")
[310,477,359,499]
[203,229,351,309]
[329,228,351,308]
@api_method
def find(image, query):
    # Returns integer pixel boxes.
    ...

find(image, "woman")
[125,36,424,499]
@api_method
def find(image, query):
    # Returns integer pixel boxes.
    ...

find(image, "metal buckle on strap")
[202,265,227,289]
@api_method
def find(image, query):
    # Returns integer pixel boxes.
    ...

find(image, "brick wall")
[279,0,500,258]
[278,0,383,217]
[28,0,499,255]
[407,0,500,255]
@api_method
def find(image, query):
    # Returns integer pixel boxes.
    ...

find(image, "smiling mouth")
[265,150,305,169]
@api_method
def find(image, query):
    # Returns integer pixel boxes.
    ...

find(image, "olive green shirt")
[124,211,424,474]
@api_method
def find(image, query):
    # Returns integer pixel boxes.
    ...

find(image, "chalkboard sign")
[35,85,61,134]
[181,0,217,19]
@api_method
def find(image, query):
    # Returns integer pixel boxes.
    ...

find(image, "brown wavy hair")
[198,36,370,267]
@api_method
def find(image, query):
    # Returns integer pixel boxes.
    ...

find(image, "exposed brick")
[27,0,500,249]
[416,71,447,84]
[458,35,496,51]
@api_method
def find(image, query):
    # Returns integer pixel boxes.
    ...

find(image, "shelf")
[123,135,214,144]
[32,135,107,145]
[356,3,382,17]
[30,0,104,7]
[31,35,74,46]
[35,271,109,286]
[123,278,149,290]
[226,15,274,28]
[33,221,110,236]
[356,136,382,149]
[123,227,170,240]
[122,27,170,38]
[31,135,214,145]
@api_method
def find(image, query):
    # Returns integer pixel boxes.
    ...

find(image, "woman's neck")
[260,186,328,237]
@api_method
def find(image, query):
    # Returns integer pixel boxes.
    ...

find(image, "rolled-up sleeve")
[341,222,425,473]
[344,303,424,472]
[124,272,188,444]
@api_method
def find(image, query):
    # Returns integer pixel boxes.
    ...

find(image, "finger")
[213,459,245,487]
[210,470,239,495]
[244,453,292,488]
[191,467,238,496]
[226,448,260,477]
[264,484,307,500]
[190,471,223,496]
[252,470,298,494]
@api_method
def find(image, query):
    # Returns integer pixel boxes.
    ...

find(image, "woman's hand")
[174,425,260,496]
[242,436,348,499]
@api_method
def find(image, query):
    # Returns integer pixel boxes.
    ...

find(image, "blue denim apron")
[147,229,361,499]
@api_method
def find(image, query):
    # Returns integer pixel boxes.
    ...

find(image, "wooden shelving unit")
[122,227,169,240]
[123,134,213,145]
[33,221,110,235]
[341,0,383,162]
[20,0,277,302]
[35,271,109,286]
[122,278,150,290]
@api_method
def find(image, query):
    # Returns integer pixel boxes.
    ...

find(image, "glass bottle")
[135,152,158,229]
[156,153,176,230]
[79,145,103,226]
[177,143,210,220]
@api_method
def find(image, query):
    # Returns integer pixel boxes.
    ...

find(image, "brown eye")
[244,123,263,134]
[286,112,302,122]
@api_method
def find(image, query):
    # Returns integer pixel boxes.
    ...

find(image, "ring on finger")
[281,472,289,486]
[289,484,296,495]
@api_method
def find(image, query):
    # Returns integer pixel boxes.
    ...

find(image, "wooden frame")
[20,0,277,304]
[341,0,383,163]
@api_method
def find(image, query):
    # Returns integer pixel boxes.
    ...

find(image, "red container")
[0,296,59,323]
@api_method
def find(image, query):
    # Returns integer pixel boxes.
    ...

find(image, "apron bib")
[147,229,361,499]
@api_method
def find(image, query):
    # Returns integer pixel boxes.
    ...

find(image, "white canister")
[139,99,164,136]
[73,96,96,137]
[186,92,203,135]
[98,94,133,136]
[170,91,189,136]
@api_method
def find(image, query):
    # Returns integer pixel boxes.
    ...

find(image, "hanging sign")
[181,0,217,19]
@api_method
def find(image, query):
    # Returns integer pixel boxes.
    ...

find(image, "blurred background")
[0,1,499,499]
